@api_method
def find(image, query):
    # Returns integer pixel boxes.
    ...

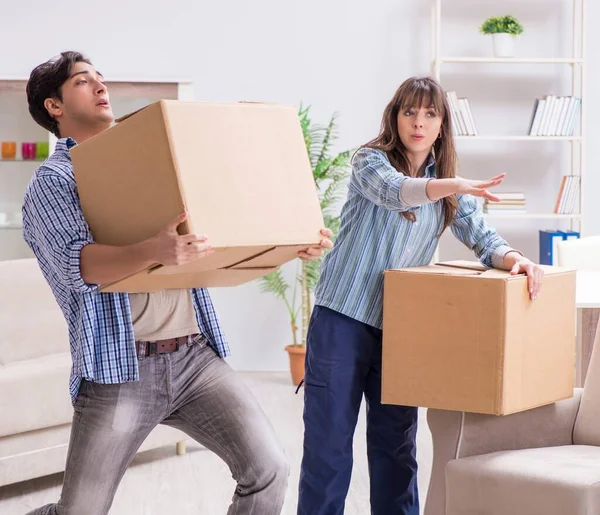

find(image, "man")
[23,51,333,515]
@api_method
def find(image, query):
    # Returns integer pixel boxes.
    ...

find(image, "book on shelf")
[554,175,580,214]
[528,95,581,136]
[483,193,527,214]
[446,91,477,136]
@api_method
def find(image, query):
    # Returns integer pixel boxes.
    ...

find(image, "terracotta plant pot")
[285,345,306,386]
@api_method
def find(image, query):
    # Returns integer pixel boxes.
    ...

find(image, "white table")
[576,271,600,309]
[576,271,600,386]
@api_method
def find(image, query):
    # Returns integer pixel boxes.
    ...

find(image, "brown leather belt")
[135,334,199,358]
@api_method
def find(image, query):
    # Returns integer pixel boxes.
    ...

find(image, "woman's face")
[397,104,442,155]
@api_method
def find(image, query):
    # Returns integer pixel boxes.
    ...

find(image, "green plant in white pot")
[480,15,524,58]
[259,104,351,385]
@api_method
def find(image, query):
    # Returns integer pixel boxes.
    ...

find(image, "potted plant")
[479,15,524,58]
[259,105,351,385]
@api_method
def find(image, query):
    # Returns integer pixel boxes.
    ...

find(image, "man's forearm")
[80,238,157,286]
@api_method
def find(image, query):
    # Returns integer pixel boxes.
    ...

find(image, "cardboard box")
[382,261,576,415]
[70,100,324,292]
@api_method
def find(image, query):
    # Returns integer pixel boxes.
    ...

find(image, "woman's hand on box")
[506,253,544,301]
[151,212,214,266]
[298,228,334,261]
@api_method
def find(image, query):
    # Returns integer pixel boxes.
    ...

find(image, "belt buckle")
[148,342,158,357]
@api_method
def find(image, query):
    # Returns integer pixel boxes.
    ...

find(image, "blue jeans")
[298,306,419,515]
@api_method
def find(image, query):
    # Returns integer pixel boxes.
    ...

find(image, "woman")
[298,76,544,515]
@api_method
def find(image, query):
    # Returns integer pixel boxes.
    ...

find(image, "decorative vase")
[22,142,36,160]
[285,345,306,386]
[1,142,16,160]
[492,33,517,58]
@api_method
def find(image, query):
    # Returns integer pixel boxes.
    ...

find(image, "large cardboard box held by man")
[382,261,576,415]
[70,100,325,292]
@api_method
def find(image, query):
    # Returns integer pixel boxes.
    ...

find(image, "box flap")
[149,246,275,276]
[395,261,575,280]
[99,266,277,292]
[437,261,520,280]
[227,244,311,269]
[438,260,575,277]
[436,260,487,272]
[387,265,481,276]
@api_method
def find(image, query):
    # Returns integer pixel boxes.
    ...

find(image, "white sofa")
[424,318,600,515]
[557,235,600,271]
[0,258,187,487]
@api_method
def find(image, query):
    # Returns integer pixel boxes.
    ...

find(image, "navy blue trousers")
[298,306,419,515]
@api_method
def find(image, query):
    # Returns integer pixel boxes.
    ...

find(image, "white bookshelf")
[483,213,581,220]
[455,135,583,141]
[0,78,193,261]
[439,57,583,65]
[431,0,585,248]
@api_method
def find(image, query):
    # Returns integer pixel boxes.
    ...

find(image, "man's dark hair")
[26,51,92,138]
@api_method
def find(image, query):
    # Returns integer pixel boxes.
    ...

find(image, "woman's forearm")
[425,178,458,201]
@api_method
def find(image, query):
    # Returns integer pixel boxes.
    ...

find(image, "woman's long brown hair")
[364,76,459,235]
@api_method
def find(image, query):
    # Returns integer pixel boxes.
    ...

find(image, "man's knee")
[239,446,290,494]
[260,446,289,489]
[272,449,290,485]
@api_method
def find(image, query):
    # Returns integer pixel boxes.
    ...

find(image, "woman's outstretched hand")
[454,173,506,202]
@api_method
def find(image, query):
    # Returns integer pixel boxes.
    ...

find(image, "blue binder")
[539,230,564,265]
[560,230,580,241]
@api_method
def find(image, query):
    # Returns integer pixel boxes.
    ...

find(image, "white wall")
[0,0,596,371]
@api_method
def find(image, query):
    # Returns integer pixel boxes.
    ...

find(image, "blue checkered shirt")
[22,138,230,405]
[315,147,516,329]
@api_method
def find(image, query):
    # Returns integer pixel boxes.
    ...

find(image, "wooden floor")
[0,372,432,515]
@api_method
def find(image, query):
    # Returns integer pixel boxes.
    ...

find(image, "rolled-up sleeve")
[349,148,433,211]
[450,194,520,269]
[22,173,97,293]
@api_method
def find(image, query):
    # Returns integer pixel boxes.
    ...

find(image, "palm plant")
[259,104,352,347]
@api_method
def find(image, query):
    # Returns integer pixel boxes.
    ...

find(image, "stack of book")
[528,95,581,136]
[554,175,580,214]
[446,91,478,136]
[484,193,527,215]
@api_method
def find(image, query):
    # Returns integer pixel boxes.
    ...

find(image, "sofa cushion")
[446,445,600,515]
[0,259,68,365]
[0,352,73,437]
[0,422,188,487]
